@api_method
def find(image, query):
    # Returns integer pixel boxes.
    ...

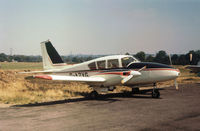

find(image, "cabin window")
[107,59,119,68]
[97,60,106,69]
[88,62,96,70]
[121,57,134,67]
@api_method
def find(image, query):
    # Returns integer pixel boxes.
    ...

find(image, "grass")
[0,63,199,105]
[0,62,92,104]
[0,69,92,104]
[0,62,43,70]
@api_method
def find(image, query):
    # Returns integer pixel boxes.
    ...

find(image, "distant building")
[12,59,18,63]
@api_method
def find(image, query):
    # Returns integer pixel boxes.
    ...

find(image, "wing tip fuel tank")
[34,75,53,80]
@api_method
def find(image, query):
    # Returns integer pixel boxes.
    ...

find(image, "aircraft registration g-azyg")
[26,40,180,99]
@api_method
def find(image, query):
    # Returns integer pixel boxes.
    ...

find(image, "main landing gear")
[89,90,99,99]
[89,86,116,99]
[131,88,140,95]
[89,84,161,99]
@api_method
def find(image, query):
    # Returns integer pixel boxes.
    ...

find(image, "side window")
[97,60,106,69]
[88,62,96,70]
[107,59,119,69]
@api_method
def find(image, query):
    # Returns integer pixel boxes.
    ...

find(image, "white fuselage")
[54,68,179,87]
[42,55,179,87]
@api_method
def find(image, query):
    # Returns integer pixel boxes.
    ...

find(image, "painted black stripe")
[127,62,173,69]
[45,41,64,64]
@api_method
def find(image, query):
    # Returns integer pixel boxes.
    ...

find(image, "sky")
[0,0,200,55]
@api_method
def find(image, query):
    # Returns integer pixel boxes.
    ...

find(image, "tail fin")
[41,40,65,70]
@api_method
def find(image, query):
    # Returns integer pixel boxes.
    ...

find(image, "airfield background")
[0,50,200,65]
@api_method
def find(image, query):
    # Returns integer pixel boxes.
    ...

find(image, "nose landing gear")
[131,83,160,98]
[152,83,160,98]
[152,89,160,98]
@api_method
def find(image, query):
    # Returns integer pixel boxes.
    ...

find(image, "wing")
[33,75,106,83]
[186,65,200,73]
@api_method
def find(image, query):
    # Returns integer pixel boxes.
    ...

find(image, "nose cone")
[171,69,180,79]
[178,69,180,75]
[176,69,180,76]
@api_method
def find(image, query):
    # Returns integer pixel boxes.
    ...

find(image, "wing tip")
[34,75,52,80]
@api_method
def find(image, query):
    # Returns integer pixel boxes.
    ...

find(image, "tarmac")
[0,83,200,131]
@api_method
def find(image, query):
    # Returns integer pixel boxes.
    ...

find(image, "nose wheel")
[152,83,160,98]
[152,89,160,98]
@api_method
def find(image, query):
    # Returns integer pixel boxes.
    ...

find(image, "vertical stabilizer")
[40,40,65,70]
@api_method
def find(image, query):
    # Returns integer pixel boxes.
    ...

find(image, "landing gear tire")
[152,89,160,98]
[132,88,140,94]
[90,91,98,99]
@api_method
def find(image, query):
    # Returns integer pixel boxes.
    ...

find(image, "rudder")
[40,40,65,70]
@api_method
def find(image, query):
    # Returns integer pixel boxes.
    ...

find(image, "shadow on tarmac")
[12,89,164,107]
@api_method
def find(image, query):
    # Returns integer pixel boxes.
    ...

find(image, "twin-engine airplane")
[26,40,180,99]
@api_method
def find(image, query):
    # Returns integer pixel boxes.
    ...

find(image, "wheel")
[90,91,98,99]
[132,88,140,94]
[152,89,160,98]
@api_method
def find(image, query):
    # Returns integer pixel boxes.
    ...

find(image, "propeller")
[168,53,179,90]
[121,70,141,84]
[121,66,146,84]
[174,79,179,90]
[168,53,172,65]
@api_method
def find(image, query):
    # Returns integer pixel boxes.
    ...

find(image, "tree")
[154,50,169,64]
[171,54,179,65]
[125,52,130,55]
[135,51,145,61]
[146,55,154,62]
[196,50,200,64]
[0,53,8,62]
[185,50,200,65]
[178,54,187,65]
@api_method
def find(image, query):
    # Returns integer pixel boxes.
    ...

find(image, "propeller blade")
[121,66,146,84]
[121,74,133,84]
[121,71,141,84]
[168,54,172,65]
[174,79,178,90]
[138,66,146,72]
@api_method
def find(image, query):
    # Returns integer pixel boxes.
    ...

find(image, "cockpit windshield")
[121,57,136,67]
